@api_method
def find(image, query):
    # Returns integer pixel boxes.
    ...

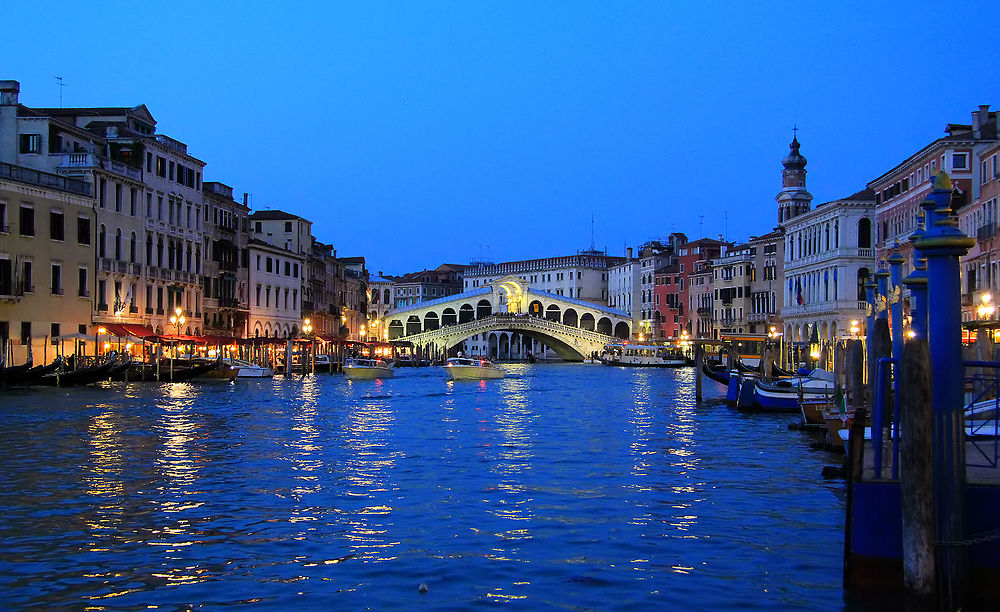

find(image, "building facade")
[201,182,249,337]
[0,162,94,361]
[781,190,876,344]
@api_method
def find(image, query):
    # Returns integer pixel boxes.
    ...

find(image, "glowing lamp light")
[809,348,820,359]
[103,342,111,350]
[978,293,995,319]
[97,327,107,335]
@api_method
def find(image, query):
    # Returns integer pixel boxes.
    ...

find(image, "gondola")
[37,359,115,387]
[734,358,760,374]
[701,362,731,385]
[122,359,222,382]
[0,358,34,387]
[771,362,796,378]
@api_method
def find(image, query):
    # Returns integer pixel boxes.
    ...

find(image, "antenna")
[724,211,728,240]
[54,76,65,107]
[698,215,704,238]
[590,214,595,251]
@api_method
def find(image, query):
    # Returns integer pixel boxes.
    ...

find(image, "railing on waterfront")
[870,358,1000,477]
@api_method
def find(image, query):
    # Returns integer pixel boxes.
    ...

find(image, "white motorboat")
[599,342,688,367]
[343,357,394,380]
[222,358,274,378]
[445,357,505,380]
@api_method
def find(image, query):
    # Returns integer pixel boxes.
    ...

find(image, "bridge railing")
[400,313,616,346]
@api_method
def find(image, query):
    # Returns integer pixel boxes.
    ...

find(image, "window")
[284,261,290,276]
[50,211,64,241]
[146,152,153,172]
[953,153,969,170]
[0,201,6,232]
[19,205,34,236]
[284,221,292,233]
[19,134,40,154]
[266,257,273,273]
[115,183,122,212]
[78,267,88,297]
[20,322,30,346]
[22,260,32,293]
[51,263,62,295]
[156,156,166,177]
[77,217,90,245]
[51,323,60,340]
[168,160,175,181]
[255,221,262,233]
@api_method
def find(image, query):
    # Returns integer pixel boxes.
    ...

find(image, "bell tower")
[776,131,813,225]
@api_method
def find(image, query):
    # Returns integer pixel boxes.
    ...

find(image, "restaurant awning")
[95,323,158,340]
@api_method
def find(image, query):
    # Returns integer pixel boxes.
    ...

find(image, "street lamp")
[169,307,185,357]
[302,318,313,374]
[97,326,106,357]
[978,293,994,320]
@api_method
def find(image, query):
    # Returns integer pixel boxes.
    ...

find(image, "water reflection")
[342,389,400,562]
[83,406,127,532]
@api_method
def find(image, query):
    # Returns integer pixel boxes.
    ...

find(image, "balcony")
[978,224,996,243]
[1,160,91,196]
[57,152,142,182]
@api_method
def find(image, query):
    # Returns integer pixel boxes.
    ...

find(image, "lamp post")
[168,307,185,381]
[302,318,313,374]
[96,327,106,359]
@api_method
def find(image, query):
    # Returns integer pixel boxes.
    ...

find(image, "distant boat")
[445,357,505,380]
[344,357,394,380]
[600,342,687,367]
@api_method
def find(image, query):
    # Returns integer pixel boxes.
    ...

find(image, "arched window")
[99,225,106,258]
[146,234,153,264]
[859,219,872,249]
[129,232,136,263]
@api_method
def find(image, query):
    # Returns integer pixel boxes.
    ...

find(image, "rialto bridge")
[381,275,633,361]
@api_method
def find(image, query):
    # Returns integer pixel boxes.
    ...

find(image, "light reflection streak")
[482,374,536,561]
[342,391,401,562]
[83,408,127,532]
[626,370,705,544]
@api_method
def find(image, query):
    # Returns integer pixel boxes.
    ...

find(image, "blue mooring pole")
[913,172,975,606]
[888,245,904,479]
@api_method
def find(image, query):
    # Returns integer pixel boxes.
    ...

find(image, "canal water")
[0,364,848,610]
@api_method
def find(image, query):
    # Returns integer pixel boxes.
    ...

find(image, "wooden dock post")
[695,343,703,402]
[899,338,935,604]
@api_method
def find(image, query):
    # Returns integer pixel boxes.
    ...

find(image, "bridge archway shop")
[382,275,632,361]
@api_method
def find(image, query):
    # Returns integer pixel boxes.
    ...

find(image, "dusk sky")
[8,1,1000,275]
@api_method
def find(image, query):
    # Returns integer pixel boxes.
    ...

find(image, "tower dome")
[782,137,807,171]
[776,134,812,224]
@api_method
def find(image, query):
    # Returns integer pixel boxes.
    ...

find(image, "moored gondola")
[701,362,731,385]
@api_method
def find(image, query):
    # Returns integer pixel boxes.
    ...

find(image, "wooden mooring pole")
[899,338,935,605]
[695,343,703,402]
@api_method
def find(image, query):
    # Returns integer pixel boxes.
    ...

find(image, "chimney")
[243,192,248,207]
[379,270,383,278]
[0,80,19,106]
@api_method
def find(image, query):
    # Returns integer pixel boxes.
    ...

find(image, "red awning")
[95,323,158,339]
[196,335,242,345]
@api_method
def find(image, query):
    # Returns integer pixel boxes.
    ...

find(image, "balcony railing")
[1,160,91,195]
[978,224,996,242]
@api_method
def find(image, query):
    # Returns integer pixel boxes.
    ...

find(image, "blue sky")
[8,1,1000,274]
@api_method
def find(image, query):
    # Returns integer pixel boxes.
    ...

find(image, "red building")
[653,237,728,339]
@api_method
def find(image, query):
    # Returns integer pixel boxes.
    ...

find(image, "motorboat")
[445,357,505,380]
[223,358,274,378]
[343,357,394,380]
[600,342,687,367]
